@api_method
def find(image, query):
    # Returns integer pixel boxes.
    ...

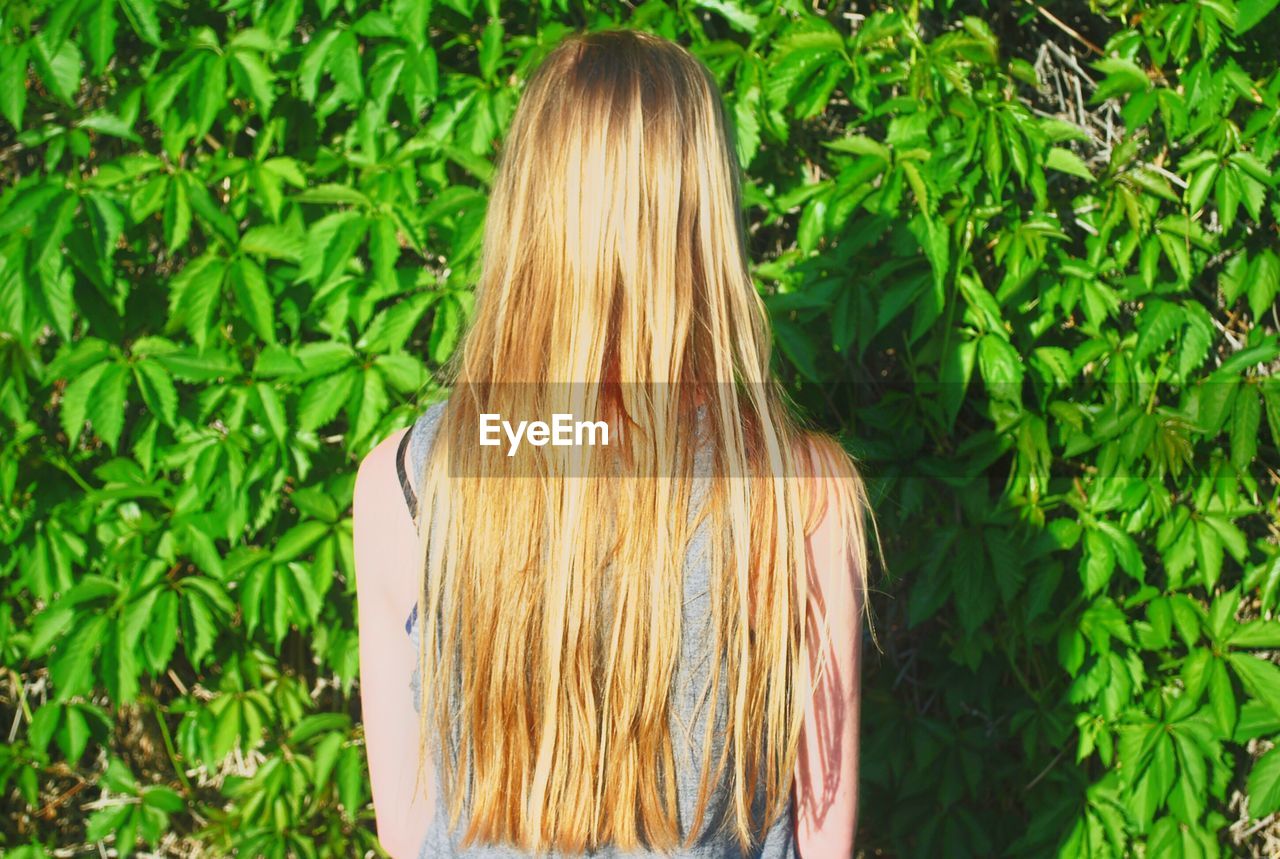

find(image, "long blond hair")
[410,28,872,853]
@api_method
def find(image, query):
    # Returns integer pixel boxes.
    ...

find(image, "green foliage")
[0,0,1277,856]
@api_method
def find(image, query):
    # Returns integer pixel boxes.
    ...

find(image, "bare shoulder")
[353,427,415,597]
[792,432,869,537]
[356,427,410,492]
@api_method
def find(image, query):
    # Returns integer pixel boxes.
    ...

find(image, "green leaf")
[1231,621,1280,648]
[1248,747,1280,816]
[1091,58,1149,102]
[312,732,344,790]
[823,135,890,160]
[374,354,427,393]
[119,0,161,45]
[212,698,242,760]
[478,18,504,80]
[29,606,75,657]
[182,591,217,668]
[230,51,276,117]
[163,173,190,254]
[428,294,464,366]
[1228,652,1280,718]
[133,360,178,427]
[977,334,1024,402]
[273,521,331,563]
[298,368,357,432]
[1220,251,1250,304]
[1231,386,1261,471]
[773,316,821,383]
[51,615,109,701]
[298,28,341,102]
[0,44,29,130]
[57,704,90,761]
[327,30,363,101]
[86,0,119,75]
[337,743,365,821]
[1195,519,1224,590]
[60,361,109,446]
[86,363,130,452]
[32,34,83,106]
[240,224,305,261]
[1246,250,1279,320]
[141,786,184,813]
[1186,161,1219,212]
[1237,0,1280,33]
[231,258,276,343]
[693,0,760,31]
[254,381,287,444]
[86,804,133,842]
[1045,147,1093,180]
[167,254,226,349]
[350,365,389,444]
[1208,657,1237,736]
[145,590,179,672]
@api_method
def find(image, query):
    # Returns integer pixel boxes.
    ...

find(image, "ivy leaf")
[1045,147,1093,180]
[273,521,331,563]
[327,30,363,102]
[231,258,276,344]
[337,742,365,821]
[478,18,504,81]
[1236,0,1280,33]
[0,44,29,130]
[977,335,1024,403]
[60,361,110,446]
[32,33,83,106]
[1248,747,1280,816]
[1091,58,1149,102]
[1231,386,1261,471]
[85,0,119,75]
[145,590,179,672]
[1135,300,1184,363]
[240,224,305,262]
[1208,658,1237,736]
[298,368,357,432]
[51,615,109,701]
[119,0,161,45]
[167,254,226,350]
[773,316,821,383]
[133,360,178,427]
[694,0,761,31]
[1231,621,1280,648]
[86,363,130,452]
[163,171,190,254]
[349,365,389,444]
[428,294,464,366]
[1246,250,1279,320]
[1228,653,1280,718]
[230,50,276,117]
[182,590,217,669]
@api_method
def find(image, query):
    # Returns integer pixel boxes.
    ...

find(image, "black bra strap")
[395,425,418,519]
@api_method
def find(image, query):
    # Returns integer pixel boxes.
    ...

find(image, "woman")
[353,28,872,859]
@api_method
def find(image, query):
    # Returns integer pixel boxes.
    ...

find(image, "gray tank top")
[394,400,797,858]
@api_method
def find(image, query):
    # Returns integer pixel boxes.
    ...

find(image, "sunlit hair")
[409,27,873,854]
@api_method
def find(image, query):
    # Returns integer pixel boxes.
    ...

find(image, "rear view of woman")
[353,28,872,858]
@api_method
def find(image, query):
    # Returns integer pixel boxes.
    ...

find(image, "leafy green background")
[2,0,1279,855]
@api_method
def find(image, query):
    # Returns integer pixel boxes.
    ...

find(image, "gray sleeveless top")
[394,401,797,858]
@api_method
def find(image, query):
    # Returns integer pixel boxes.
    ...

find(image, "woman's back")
[354,28,866,859]
[396,401,797,858]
